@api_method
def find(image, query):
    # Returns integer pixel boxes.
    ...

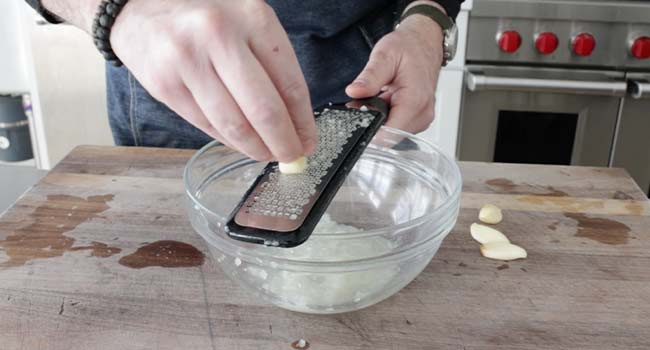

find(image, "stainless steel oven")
[611,73,650,194]
[457,0,650,194]
[459,66,626,166]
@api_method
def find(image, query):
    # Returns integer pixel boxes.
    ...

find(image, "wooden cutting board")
[1,145,649,350]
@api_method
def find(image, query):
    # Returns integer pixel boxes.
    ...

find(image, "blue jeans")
[106,1,396,149]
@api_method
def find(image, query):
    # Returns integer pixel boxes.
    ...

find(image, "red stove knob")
[572,33,596,56]
[535,32,559,55]
[631,36,650,59]
[498,30,522,53]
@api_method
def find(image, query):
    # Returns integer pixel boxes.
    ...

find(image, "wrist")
[90,0,133,66]
[396,12,445,65]
[41,0,103,32]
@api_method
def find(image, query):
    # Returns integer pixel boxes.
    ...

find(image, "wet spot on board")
[545,186,569,197]
[486,178,517,192]
[497,264,509,270]
[70,241,121,257]
[291,339,310,349]
[486,178,568,197]
[613,191,634,200]
[520,267,527,272]
[550,239,560,243]
[625,202,644,216]
[0,194,121,268]
[405,319,413,326]
[118,240,204,269]
[518,196,605,212]
[547,221,559,231]
[564,213,630,245]
[452,273,462,276]
[458,262,467,267]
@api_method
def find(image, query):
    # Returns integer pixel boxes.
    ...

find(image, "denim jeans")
[106,1,396,149]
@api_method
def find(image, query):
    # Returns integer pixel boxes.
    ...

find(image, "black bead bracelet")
[92,0,130,67]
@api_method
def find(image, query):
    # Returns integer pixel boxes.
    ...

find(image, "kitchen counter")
[1,145,650,349]
[0,163,45,215]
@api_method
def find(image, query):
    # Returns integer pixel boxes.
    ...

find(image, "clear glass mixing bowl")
[184,127,461,314]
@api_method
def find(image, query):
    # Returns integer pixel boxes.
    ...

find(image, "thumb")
[346,49,397,98]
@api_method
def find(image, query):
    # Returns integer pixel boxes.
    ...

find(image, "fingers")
[346,49,398,99]
[378,85,394,103]
[249,16,317,155]
[181,59,273,161]
[210,45,305,163]
[154,81,235,148]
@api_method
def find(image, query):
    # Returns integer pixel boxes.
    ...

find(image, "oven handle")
[630,81,650,99]
[466,72,627,97]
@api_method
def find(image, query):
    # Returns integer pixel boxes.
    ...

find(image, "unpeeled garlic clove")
[279,156,308,174]
[479,204,503,224]
[470,223,510,244]
[480,242,527,261]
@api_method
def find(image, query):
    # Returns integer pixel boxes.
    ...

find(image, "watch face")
[444,24,459,64]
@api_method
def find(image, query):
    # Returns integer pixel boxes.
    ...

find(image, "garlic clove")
[279,156,308,174]
[470,223,510,244]
[479,204,503,224]
[480,242,527,261]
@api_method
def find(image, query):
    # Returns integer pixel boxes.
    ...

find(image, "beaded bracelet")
[91,0,129,67]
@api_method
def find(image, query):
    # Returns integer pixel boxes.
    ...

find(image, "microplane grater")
[225,98,388,248]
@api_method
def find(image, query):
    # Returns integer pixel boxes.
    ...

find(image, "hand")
[110,0,317,162]
[345,11,444,134]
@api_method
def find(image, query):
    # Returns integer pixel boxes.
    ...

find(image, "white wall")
[15,1,114,168]
[27,21,114,167]
[0,0,30,94]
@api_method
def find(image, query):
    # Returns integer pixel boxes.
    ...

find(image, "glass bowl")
[184,127,461,314]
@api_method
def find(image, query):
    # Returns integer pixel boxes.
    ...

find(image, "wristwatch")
[396,4,458,66]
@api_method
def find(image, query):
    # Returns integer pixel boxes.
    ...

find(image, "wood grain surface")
[1,145,650,350]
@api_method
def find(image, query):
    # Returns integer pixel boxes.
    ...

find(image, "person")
[26,0,463,163]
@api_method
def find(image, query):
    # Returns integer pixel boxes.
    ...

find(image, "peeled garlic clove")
[480,242,527,261]
[479,204,503,224]
[470,223,510,244]
[279,156,308,174]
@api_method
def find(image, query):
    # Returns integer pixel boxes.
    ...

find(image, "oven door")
[458,65,627,166]
[611,73,650,195]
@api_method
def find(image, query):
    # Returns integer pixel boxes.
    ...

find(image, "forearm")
[38,0,101,33]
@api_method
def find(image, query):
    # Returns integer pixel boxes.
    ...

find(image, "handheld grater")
[225,97,388,248]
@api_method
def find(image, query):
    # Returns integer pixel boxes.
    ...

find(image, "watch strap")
[397,3,457,66]
[399,4,454,31]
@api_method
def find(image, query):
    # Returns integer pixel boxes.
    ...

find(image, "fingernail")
[380,85,389,92]
[351,78,367,86]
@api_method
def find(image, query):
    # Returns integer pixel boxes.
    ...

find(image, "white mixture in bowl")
[237,214,399,313]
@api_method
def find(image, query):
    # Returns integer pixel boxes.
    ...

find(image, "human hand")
[345,8,444,134]
[110,0,317,161]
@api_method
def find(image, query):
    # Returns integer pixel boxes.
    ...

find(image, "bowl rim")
[183,126,462,241]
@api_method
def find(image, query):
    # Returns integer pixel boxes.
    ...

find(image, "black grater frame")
[224,97,388,248]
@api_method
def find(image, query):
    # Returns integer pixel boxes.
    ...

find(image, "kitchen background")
[1,0,649,196]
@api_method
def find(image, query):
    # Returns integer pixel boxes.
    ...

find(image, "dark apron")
[106,1,396,149]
